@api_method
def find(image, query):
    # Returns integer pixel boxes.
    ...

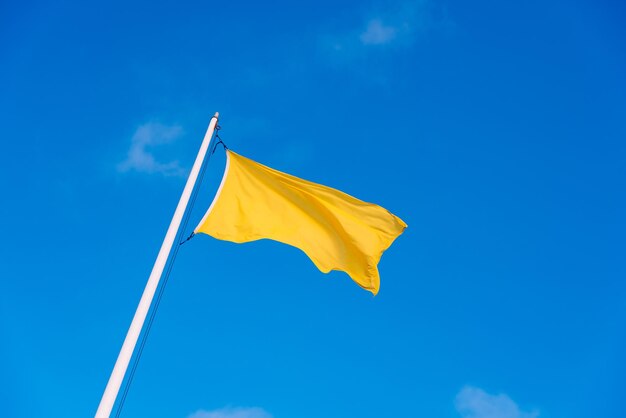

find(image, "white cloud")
[187,406,272,418]
[455,386,539,418]
[324,0,452,56]
[118,122,186,177]
[360,19,398,45]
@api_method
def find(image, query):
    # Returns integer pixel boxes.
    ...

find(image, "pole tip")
[213,112,220,119]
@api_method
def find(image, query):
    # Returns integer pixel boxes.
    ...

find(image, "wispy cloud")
[118,122,186,177]
[187,406,272,418]
[360,19,398,45]
[324,0,450,55]
[455,386,539,418]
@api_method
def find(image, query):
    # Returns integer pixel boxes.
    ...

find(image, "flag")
[194,150,406,295]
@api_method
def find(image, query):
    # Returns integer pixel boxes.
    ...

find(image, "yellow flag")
[195,150,406,295]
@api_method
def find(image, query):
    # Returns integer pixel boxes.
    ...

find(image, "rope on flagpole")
[113,124,226,417]
[213,127,228,153]
[179,132,228,246]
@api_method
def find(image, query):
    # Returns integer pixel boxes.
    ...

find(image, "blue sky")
[1,1,625,417]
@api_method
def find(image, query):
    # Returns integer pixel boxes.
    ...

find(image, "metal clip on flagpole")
[95,113,220,418]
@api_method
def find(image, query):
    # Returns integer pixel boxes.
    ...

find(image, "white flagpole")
[95,112,220,418]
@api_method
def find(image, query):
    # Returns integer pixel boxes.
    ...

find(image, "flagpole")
[95,112,220,418]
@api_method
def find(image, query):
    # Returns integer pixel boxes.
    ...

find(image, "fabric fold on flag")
[194,150,406,295]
